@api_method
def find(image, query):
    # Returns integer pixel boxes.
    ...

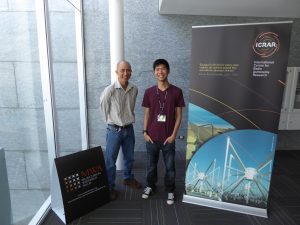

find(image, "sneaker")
[166,193,175,205]
[123,178,142,189]
[142,187,152,199]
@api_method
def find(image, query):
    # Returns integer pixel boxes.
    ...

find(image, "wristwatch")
[142,130,148,134]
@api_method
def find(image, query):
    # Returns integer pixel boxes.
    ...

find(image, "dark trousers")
[146,141,176,192]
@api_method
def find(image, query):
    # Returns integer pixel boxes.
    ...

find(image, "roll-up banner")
[183,21,293,218]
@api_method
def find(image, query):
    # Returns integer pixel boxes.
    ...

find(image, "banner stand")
[51,146,110,224]
[183,195,268,218]
[184,21,292,218]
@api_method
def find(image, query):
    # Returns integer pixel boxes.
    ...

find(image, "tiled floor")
[43,150,300,225]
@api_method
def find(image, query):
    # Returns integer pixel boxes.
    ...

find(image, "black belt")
[108,124,132,129]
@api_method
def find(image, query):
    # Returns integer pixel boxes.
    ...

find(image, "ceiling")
[159,0,300,18]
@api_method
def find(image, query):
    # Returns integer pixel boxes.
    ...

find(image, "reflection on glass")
[0,149,12,225]
[82,1,111,149]
[294,72,300,109]
[0,0,50,224]
[48,0,82,156]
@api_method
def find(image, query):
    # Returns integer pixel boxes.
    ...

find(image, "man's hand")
[144,133,153,143]
[163,135,176,145]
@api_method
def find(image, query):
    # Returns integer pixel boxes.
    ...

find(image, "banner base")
[182,194,268,218]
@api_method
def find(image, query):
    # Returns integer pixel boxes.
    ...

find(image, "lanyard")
[156,86,168,114]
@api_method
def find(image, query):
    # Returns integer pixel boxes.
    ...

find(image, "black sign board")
[51,146,110,224]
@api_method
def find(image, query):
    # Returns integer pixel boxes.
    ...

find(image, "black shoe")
[123,178,142,189]
[110,189,119,201]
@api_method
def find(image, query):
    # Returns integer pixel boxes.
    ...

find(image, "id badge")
[157,114,166,122]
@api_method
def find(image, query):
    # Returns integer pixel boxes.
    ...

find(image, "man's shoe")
[166,193,175,205]
[123,178,142,189]
[110,189,119,201]
[142,187,152,199]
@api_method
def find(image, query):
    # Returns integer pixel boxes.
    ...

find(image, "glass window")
[48,0,82,156]
[294,71,300,109]
[0,1,50,224]
[82,1,111,148]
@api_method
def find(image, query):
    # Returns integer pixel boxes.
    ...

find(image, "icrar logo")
[252,32,280,57]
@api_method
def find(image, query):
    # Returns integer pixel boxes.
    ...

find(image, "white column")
[109,0,124,170]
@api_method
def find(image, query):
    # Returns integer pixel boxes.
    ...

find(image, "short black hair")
[153,59,170,71]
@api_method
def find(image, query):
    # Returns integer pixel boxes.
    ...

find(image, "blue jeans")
[146,141,176,192]
[105,124,135,189]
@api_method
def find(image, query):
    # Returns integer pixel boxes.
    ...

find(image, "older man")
[100,60,142,200]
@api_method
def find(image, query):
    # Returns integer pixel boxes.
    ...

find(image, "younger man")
[141,59,185,205]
